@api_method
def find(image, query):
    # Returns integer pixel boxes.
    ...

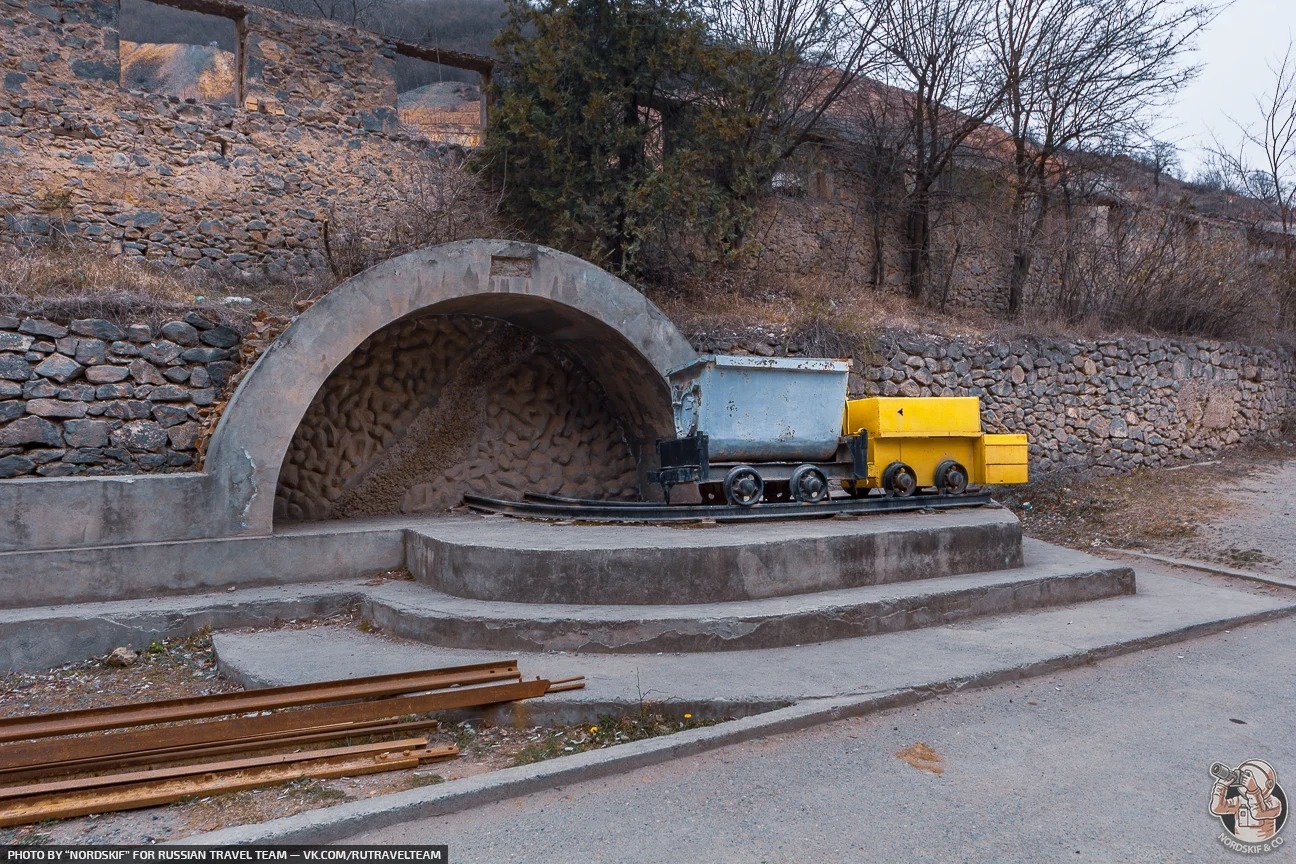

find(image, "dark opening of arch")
[273,314,642,523]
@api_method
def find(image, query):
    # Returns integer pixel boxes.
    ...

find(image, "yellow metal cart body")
[842,396,1028,495]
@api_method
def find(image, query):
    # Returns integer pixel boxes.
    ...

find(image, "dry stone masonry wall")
[692,325,1296,475]
[0,310,241,477]
[0,0,471,275]
[274,315,640,523]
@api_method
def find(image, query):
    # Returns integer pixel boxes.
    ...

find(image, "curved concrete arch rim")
[204,240,698,535]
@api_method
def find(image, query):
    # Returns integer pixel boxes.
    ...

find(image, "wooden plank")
[0,660,520,743]
[0,719,445,783]
[0,738,435,800]
[0,752,421,829]
[0,678,552,771]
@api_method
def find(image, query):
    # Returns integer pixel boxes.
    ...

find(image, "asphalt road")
[349,614,1296,863]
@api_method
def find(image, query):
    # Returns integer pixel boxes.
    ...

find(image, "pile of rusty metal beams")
[0,659,582,827]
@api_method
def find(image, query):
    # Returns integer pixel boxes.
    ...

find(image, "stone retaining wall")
[691,325,1296,475]
[0,0,481,275]
[0,311,241,477]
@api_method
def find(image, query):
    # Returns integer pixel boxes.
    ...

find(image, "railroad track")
[463,490,996,523]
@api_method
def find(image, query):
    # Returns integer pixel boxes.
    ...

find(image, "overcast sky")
[1161,0,1296,176]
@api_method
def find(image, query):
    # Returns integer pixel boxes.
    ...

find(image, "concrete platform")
[0,508,1020,609]
[0,539,1127,671]
[405,508,1023,604]
[212,558,1296,724]
[369,539,1131,652]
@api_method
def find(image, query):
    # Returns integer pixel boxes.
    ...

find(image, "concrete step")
[363,539,1133,653]
[210,556,1296,726]
[403,507,1024,604]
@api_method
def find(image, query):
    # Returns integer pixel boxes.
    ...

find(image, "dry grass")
[994,443,1293,551]
[0,245,336,326]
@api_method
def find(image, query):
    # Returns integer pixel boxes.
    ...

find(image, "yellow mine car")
[649,356,1029,507]
[841,396,1028,497]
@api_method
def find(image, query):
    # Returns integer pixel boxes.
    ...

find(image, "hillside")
[119,40,236,104]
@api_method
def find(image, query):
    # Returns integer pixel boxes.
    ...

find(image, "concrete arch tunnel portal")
[203,241,698,530]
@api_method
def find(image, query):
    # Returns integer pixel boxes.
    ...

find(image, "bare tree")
[834,79,911,288]
[1141,138,1182,188]
[873,0,1003,301]
[1212,42,1296,276]
[990,0,1213,316]
[697,0,887,162]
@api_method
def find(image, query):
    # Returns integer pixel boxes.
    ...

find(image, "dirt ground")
[0,617,713,845]
[996,441,1296,573]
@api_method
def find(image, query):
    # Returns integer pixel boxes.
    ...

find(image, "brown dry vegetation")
[0,244,336,326]
[995,441,1296,552]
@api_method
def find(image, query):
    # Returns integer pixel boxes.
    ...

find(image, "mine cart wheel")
[790,465,830,504]
[882,461,917,498]
[934,459,969,495]
[722,466,765,507]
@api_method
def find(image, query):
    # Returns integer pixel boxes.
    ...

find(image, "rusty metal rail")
[0,661,584,828]
[0,677,558,771]
[0,660,521,743]
[466,491,994,522]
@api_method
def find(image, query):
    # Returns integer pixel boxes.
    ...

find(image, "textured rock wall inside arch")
[273,315,639,522]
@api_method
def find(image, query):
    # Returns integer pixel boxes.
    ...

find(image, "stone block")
[75,339,108,365]
[64,419,113,448]
[0,332,32,352]
[71,319,126,341]
[0,355,33,381]
[26,399,88,419]
[128,359,166,385]
[109,419,168,453]
[33,354,83,383]
[86,364,130,384]
[18,319,67,339]
[159,320,200,346]
[0,416,62,447]
[0,454,34,478]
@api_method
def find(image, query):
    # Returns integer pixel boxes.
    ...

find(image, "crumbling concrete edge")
[1112,549,1296,590]
[178,599,1296,846]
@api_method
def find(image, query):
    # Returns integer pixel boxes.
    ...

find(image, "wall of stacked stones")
[0,311,241,477]
[0,0,446,275]
[692,325,1296,475]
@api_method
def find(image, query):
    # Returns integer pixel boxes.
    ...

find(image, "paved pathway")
[348,614,1296,863]
[1187,459,1296,576]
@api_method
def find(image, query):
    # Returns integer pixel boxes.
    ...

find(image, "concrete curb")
[177,600,1296,846]
[1112,549,1296,590]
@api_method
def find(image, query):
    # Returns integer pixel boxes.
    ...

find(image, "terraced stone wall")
[0,0,480,275]
[0,310,242,477]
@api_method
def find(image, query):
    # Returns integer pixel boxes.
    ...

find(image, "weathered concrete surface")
[405,508,1024,604]
[0,507,1019,609]
[336,614,1296,862]
[0,472,212,554]
[187,559,1296,846]
[0,241,696,554]
[0,519,404,608]
[368,539,1132,653]
[0,582,363,673]
[207,240,698,536]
